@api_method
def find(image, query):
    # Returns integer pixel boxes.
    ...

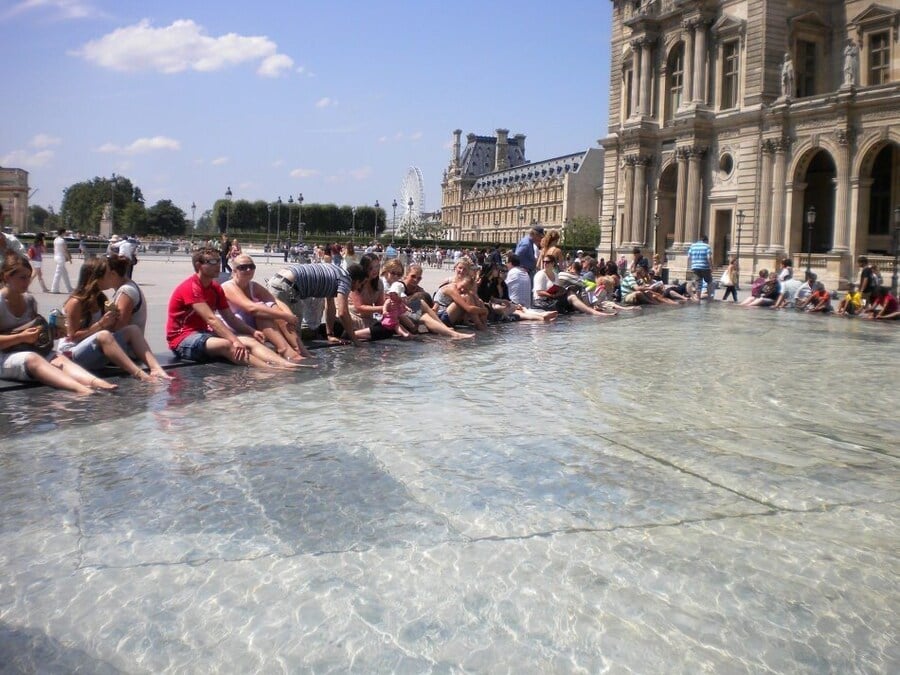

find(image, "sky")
[1,0,613,224]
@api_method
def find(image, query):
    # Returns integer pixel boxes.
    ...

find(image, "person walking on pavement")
[687,234,713,302]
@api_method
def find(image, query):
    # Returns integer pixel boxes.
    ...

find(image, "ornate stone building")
[0,167,30,232]
[441,129,603,244]
[601,0,900,287]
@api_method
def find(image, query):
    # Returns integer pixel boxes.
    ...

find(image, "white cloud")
[96,135,180,155]
[0,148,54,168]
[31,133,62,148]
[272,159,285,167]
[290,168,320,179]
[315,97,337,108]
[73,19,295,78]
[258,54,293,78]
[2,0,102,21]
[210,156,229,166]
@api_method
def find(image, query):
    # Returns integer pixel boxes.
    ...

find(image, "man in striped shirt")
[687,235,713,302]
[267,263,364,346]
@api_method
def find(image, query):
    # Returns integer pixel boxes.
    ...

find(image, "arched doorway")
[860,142,899,254]
[801,150,836,255]
[656,162,677,258]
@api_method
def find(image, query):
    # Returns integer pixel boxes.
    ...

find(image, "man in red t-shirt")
[166,248,301,368]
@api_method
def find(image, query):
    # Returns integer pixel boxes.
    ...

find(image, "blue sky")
[1,0,613,222]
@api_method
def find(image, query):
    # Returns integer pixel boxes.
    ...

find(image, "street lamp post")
[653,213,660,256]
[351,207,356,243]
[392,199,397,244]
[609,213,616,260]
[266,204,272,249]
[110,173,117,233]
[494,220,499,245]
[407,197,414,248]
[191,202,196,243]
[892,205,900,295]
[736,209,744,284]
[298,193,304,243]
[805,205,816,276]
[276,196,282,246]
[373,200,380,243]
[287,195,294,244]
[225,186,233,234]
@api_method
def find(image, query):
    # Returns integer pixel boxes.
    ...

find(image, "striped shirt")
[687,241,712,270]
[284,263,351,298]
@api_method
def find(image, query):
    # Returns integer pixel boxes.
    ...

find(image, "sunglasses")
[235,264,256,272]
[543,259,555,263]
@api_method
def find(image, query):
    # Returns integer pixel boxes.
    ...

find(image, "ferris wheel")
[399,167,425,230]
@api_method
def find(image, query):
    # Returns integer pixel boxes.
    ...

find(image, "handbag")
[720,270,733,287]
[8,315,54,356]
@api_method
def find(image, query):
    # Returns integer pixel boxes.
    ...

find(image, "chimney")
[495,128,509,171]
[513,134,526,163]
[451,129,462,167]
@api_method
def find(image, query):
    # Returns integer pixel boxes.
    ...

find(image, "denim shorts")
[70,331,129,371]
[172,332,214,362]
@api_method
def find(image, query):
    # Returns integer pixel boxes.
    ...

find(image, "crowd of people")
[1,221,897,394]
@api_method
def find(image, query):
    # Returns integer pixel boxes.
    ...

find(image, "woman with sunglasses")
[221,254,312,362]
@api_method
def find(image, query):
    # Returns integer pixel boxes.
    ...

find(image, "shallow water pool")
[1,305,898,672]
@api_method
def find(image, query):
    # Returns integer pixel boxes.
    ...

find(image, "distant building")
[601,0,900,288]
[441,129,603,244]
[0,167,30,232]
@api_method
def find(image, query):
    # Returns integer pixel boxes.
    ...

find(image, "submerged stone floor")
[0,297,897,673]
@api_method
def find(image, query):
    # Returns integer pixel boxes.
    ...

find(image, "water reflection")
[0,306,897,672]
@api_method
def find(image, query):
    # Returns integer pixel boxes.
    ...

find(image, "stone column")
[757,141,774,250]
[674,148,688,246]
[831,129,851,252]
[769,138,789,252]
[681,21,694,111]
[692,20,708,103]
[630,41,642,118]
[632,157,649,243]
[622,156,636,249]
[685,147,705,242]
[639,40,654,116]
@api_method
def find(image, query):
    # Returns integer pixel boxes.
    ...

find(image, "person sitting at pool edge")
[166,247,302,368]
[266,258,365,346]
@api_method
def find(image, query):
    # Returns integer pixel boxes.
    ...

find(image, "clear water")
[1,305,898,673]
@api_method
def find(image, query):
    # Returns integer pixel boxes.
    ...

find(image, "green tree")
[29,205,50,230]
[563,216,601,251]
[60,175,143,233]
[146,200,187,237]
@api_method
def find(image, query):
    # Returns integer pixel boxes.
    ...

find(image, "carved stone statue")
[843,39,859,87]
[780,52,794,98]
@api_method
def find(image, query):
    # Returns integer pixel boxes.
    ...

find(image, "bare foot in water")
[541,311,559,322]
[91,378,117,391]
[150,369,174,380]
[450,331,476,339]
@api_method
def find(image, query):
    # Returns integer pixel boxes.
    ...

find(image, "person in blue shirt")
[686,235,713,302]
[514,225,544,276]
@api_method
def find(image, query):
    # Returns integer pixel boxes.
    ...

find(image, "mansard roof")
[470,151,588,191]
[458,135,526,178]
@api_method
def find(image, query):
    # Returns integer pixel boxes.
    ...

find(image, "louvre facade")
[601,0,900,287]
[440,129,603,244]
